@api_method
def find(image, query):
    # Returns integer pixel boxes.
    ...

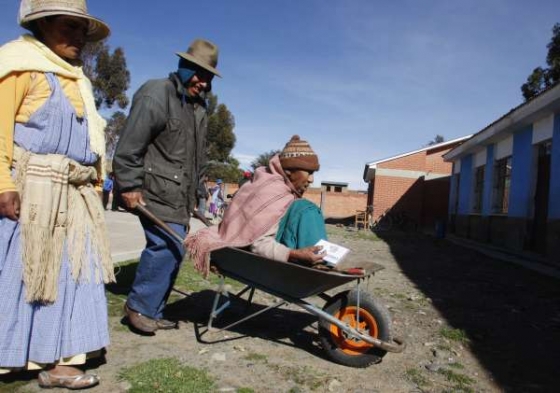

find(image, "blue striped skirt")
[0,218,110,368]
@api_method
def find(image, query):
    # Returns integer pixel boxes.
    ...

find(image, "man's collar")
[169,72,207,106]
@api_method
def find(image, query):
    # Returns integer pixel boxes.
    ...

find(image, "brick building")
[208,180,368,220]
[363,136,471,232]
[444,83,560,263]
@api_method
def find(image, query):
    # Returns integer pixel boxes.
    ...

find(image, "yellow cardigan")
[0,72,85,193]
[0,35,107,194]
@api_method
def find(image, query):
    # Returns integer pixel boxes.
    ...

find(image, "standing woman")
[0,0,115,390]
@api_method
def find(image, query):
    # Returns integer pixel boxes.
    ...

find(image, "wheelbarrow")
[136,205,406,368]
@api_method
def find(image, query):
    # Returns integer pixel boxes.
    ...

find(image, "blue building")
[444,83,560,263]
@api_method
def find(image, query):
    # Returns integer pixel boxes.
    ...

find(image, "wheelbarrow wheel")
[318,290,392,368]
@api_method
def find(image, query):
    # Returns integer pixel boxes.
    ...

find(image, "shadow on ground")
[165,290,327,361]
[375,229,560,393]
[106,263,329,362]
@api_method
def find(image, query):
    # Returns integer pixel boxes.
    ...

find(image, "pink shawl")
[185,155,297,276]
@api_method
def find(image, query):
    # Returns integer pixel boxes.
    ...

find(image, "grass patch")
[106,258,244,318]
[438,368,475,392]
[236,389,255,393]
[391,293,407,300]
[244,353,268,362]
[440,327,470,345]
[269,364,328,391]
[118,358,214,393]
[0,378,31,393]
[448,362,465,369]
[174,258,243,293]
[404,368,430,388]
[106,259,139,317]
[437,343,452,352]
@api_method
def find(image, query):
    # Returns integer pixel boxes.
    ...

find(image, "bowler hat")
[176,39,221,78]
[18,0,110,41]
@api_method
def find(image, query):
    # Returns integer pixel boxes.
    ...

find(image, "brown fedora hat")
[176,38,221,78]
[18,0,110,42]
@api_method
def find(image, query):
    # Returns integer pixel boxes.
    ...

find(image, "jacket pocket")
[143,162,186,208]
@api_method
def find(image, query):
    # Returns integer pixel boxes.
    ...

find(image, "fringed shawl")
[13,146,115,303]
[185,155,297,277]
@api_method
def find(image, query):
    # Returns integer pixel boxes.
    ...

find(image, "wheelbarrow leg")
[208,276,230,331]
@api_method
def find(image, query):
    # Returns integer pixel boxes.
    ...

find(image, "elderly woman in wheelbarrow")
[186,135,328,276]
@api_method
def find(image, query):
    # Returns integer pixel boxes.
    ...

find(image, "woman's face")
[286,169,314,195]
[37,16,89,61]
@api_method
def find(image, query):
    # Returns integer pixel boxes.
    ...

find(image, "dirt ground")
[7,226,560,393]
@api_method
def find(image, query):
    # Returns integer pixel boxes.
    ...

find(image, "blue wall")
[509,127,533,218]
[449,172,458,214]
[458,155,473,215]
[482,144,494,216]
[550,113,560,220]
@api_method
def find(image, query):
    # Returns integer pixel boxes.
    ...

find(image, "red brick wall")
[212,183,367,219]
[304,189,368,218]
[426,146,454,174]
[367,142,462,232]
[372,176,423,222]
[378,151,426,171]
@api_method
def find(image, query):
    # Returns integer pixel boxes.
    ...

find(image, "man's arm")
[113,93,166,208]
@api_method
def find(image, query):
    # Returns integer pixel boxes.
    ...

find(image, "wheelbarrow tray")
[210,247,379,300]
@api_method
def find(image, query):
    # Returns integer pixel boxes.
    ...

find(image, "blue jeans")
[126,215,187,319]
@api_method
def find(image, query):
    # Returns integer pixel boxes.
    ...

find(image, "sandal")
[38,370,99,390]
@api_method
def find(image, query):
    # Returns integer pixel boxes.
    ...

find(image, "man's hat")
[279,135,320,172]
[18,0,110,42]
[176,39,221,78]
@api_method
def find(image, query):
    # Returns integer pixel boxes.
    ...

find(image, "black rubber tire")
[318,290,392,368]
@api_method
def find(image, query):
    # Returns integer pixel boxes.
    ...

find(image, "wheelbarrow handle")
[135,204,185,244]
[192,210,212,227]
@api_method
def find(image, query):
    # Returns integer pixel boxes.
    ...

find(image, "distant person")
[186,135,327,276]
[102,172,114,210]
[238,170,252,188]
[209,179,224,218]
[196,174,209,217]
[0,0,115,389]
[113,38,221,333]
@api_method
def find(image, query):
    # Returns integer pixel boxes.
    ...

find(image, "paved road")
[104,209,207,264]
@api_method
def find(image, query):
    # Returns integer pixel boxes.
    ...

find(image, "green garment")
[276,199,327,249]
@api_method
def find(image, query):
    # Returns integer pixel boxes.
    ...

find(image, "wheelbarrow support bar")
[296,300,406,353]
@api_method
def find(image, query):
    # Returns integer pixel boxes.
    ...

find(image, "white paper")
[315,239,350,266]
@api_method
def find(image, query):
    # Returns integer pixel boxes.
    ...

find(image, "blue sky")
[1,0,558,190]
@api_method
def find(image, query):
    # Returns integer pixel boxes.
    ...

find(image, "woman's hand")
[0,191,21,221]
[289,245,326,266]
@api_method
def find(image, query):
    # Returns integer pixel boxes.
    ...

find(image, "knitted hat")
[279,135,320,172]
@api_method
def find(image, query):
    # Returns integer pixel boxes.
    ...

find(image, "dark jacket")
[113,73,208,225]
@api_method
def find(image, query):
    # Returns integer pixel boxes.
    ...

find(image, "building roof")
[362,135,472,182]
[444,82,560,161]
[321,181,348,187]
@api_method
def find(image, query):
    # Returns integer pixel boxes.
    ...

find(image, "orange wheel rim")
[329,306,379,355]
